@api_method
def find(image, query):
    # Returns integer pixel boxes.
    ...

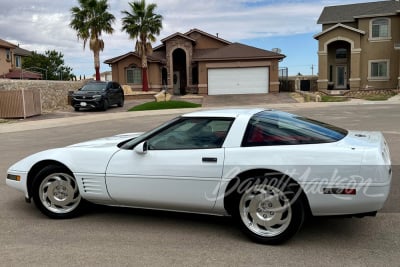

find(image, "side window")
[147,118,233,150]
[242,111,347,147]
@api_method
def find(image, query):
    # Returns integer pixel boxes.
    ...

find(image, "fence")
[0,89,41,118]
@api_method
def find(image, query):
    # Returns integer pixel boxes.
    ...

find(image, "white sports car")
[6,108,392,244]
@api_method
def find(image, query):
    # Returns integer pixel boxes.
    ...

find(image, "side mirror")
[134,141,148,154]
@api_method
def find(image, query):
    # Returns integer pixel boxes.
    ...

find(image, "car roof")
[182,108,267,118]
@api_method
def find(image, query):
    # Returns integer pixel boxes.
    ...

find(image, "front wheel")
[32,165,84,219]
[101,99,109,111]
[233,176,305,244]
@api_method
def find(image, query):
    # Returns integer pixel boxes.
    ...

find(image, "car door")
[105,117,234,212]
[108,82,117,104]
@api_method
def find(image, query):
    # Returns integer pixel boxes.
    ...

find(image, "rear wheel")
[231,175,305,244]
[74,107,79,111]
[32,165,84,219]
[117,97,124,107]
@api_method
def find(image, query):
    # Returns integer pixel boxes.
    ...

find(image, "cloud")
[1,0,374,76]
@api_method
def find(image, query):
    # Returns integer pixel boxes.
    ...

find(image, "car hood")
[8,132,145,174]
[73,90,104,96]
[68,132,144,148]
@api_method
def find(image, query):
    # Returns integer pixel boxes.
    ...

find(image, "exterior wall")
[0,79,84,111]
[110,55,161,91]
[148,63,162,90]
[0,48,12,75]
[358,17,400,89]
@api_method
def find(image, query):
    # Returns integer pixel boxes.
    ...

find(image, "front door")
[173,71,180,95]
[336,65,347,89]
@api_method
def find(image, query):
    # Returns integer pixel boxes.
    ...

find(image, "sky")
[0,0,380,77]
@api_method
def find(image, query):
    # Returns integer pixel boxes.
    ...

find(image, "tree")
[70,0,115,80]
[121,0,163,91]
[22,50,75,80]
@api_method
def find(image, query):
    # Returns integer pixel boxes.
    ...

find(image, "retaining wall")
[0,79,85,111]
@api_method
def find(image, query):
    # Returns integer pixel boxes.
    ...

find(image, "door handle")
[202,157,217,163]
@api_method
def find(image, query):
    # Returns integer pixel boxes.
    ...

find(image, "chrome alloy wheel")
[39,173,81,214]
[239,184,292,237]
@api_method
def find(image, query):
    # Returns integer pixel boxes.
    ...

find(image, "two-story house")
[314,0,400,91]
[0,39,17,76]
[0,38,40,79]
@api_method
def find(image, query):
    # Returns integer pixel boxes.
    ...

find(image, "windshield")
[119,117,181,149]
[80,83,107,91]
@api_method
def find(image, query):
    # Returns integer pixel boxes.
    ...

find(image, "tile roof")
[184,28,231,45]
[161,32,196,43]
[14,46,32,56]
[104,51,162,64]
[105,29,285,64]
[2,69,42,79]
[318,0,400,24]
[0,38,17,49]
[193,42,285,61]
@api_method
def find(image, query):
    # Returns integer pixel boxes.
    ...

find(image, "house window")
[371,18,390,39]
[6,49,11,61]
[369,60,389,80]
[15,55,21,68]
[336,48,347,59]
[126,66,142,84]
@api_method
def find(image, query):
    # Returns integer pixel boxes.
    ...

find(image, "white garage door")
[208,67,269,95]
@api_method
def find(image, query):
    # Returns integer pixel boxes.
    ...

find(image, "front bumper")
[6,170,29,199]
[71,99,102,109]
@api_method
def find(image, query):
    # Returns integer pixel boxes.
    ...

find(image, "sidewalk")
[1,93,398,134]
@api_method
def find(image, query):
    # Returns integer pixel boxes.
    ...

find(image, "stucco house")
[0,38,40,79]
[0,39,17,76]
[105,28,285,95]
[314,0,400,91]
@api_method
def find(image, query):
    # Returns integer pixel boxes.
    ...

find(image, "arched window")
[371,18,389,38]
[336,48,347,59]
[126,64,142,84]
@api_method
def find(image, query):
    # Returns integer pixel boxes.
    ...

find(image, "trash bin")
[68,91,74,105]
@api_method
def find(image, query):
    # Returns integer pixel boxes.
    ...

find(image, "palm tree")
[121,0,163,91]
[70,0,115,80]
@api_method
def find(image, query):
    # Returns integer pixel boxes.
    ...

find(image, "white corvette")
[6,109,392,244]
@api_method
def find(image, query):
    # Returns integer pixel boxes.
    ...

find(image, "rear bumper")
[304,182,391,216]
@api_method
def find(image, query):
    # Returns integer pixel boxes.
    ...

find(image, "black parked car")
[71,81,124,111]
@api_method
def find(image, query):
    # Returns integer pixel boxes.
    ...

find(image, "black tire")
[117,97,124,107]
[101,99,109,111]
[32,165,84,219]
[74,107,79,111]
[230,173,305,245]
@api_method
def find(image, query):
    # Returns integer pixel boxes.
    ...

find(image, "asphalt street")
[0,102,399,266]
